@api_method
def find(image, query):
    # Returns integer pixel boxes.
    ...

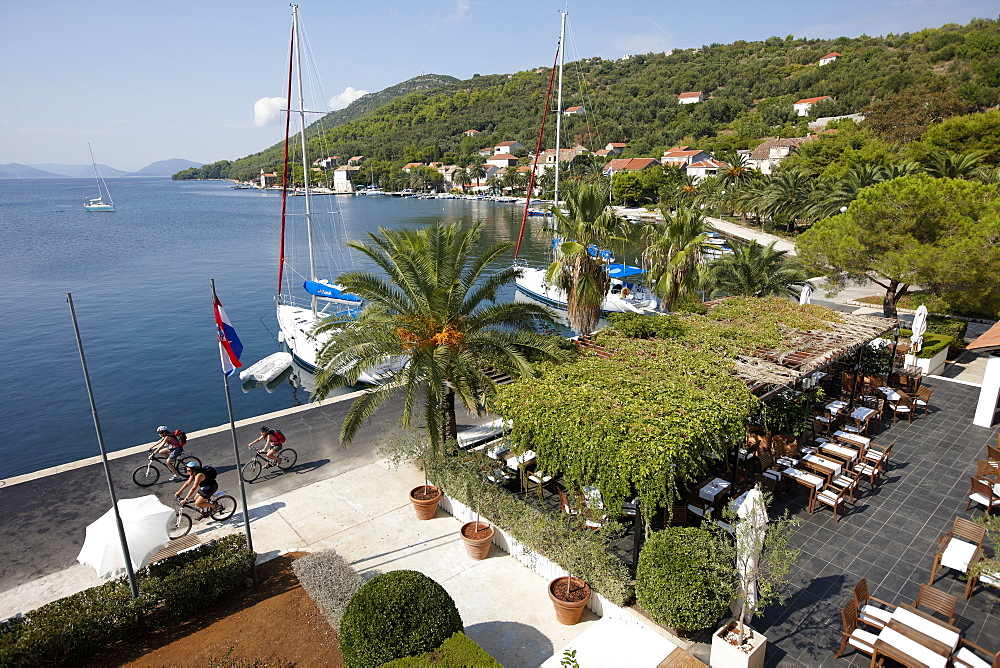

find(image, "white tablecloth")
[891,607,960,650]
[826,400,848,415]
[820,443,859,462]
[851,406,877,421]
[699,477,730,502]
[878,386,901,401]
[802,453,842,476]
[834,430,871,447]
[506,449,536,470]
[784,467,825,489]
[877,627,947,668]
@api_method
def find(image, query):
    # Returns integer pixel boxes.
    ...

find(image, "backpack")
[198,465,217,481]
[272,429,286,445]
[174,429,187,446]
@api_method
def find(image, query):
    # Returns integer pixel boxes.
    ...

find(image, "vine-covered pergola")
[491,297,896,521]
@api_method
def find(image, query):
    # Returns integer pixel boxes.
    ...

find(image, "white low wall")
[904,345,949,377]
[438,494,639,624]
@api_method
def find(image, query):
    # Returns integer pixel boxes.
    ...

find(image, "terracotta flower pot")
[460,521,494,560]
[409,485,441,520]
[548,576,591,625]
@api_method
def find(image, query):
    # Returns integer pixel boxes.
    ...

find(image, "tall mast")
[291,5,318,315]
[553,10,567,209]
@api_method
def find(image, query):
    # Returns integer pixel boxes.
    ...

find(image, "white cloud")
[449,0,471,22]
[328,86,369,110]
[253,97,286,127]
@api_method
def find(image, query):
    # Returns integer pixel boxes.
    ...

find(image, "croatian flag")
[213,294,243,376]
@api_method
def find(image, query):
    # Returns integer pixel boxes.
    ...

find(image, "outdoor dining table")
[819,442,859,463]
[834,430,871,448]
[782,467,825,491]
[505,449,536,471]
[485,440,510,460]
[878,386,902,401]
[801,453,843,477]
[850,406,877,422]
[870,603,961,668]
[826,399,849,415]
[699,477,731,503]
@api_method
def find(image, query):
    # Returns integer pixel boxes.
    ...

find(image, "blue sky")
[1,0,996,171]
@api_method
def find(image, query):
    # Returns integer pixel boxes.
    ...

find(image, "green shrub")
[149,533,255,616]
[380,632,501,667]
[340,570,463,668]
[635,527,734,633]
[926,316,967,347]
[292,548,364,626]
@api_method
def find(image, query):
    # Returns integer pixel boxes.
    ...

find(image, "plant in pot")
[458,451,494,559]
[380,433,442,520]
[707,487,799,668]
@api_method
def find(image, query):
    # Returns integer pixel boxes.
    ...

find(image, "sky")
[1,0,996,172]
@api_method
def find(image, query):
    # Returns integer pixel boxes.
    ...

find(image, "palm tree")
[920,150,988,180]
[807,164,885,220]
[545,183,626,335]
[759,169,816,233]
[313,222,565,449]
[468,162,487,190]
[642,207,711,311]
[710,240,805,299]
[452,167,470,192]
[716,150,756,188]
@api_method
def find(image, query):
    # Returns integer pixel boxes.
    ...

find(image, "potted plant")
[709,487,799,668]
[548,574,591,625]
[379,433,443,520]
[458,454,494,559]
[409,484,442,520]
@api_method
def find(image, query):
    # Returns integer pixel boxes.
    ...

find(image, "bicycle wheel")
[167,512,192,539]
[210,494,237,521]
[132,463,160,487]
[241,459,262,483]
[277,448,297,470]
[177,455,202,475]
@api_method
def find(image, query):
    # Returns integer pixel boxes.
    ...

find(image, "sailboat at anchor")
[84,143,115,212]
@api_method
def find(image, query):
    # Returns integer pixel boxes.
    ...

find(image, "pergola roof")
[966,320,1000,353]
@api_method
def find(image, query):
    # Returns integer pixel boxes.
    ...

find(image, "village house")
[661,146,713,167]
[603,157,660,177]
[402,162,424,172]
[259,170,278,189]
[793,95,833,116]
[463,129,481,137]
[477,147,495,158]
[818,52,841,66]
[678,91,707,104]
[347,156,364,165]
[333,165,361,193]
[494,140,525,155]
[746,136,818,174]
[605,142,628,155]
[313,156,341,169]
[563,105,586,116]
[487,153,520,169]
[686,158,729,182]
[533,148,584,177]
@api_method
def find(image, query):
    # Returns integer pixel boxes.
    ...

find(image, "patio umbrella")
[910,304,928,354]
[798,283,812,305]
[77,495,172,579]
[731,488,769,628]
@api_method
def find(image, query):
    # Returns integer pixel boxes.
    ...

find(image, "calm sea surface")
[0,178,553,478]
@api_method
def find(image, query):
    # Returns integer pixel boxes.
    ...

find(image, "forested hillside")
[177,17,1000,182]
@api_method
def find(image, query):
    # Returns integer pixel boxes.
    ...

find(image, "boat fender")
[277,331,285,343]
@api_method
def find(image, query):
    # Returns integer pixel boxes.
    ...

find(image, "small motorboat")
[239,352,293,383]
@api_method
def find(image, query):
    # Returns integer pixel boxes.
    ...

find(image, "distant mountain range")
[0,158,204,179]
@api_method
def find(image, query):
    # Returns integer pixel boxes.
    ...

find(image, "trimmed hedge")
[635,527,734,633]
[381,631,501,667]
[340,570,463,668]
[0,534,254,666]
[899,330,954,359]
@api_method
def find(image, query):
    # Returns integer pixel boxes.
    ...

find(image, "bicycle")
[166,492,238,539]
[241,445,297,482]
[133,451,202,487]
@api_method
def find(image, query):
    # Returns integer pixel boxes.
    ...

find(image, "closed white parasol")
[798,283,812,305]
[732,488,769,633]
[910,304,928,354]
[77,495,173,578]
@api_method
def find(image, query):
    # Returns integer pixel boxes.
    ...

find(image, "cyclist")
[149,426,185,481]
[175,464,218,518]
[247,425,284,468]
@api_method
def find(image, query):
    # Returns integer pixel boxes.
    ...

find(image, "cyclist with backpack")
[150,426,188,481]
[175,464,218,518]
[248,425,285,468]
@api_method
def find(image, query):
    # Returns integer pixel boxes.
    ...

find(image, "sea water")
[0,179,553,478]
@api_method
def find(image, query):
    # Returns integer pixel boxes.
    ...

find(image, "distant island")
[0,158,204,179]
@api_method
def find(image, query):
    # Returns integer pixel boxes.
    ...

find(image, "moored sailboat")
[84,144,115,212]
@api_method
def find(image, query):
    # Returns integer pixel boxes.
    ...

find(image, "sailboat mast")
[88,143,100,196]
[291,5,318,315]
[553,10,567,209]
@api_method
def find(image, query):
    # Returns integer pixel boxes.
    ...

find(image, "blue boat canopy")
[303,280,363,302]
[607,263,644,279]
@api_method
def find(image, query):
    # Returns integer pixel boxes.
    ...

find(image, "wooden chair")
[953,639,1000,668]
[812,483,849,522]
[662,504,688,527]
[913,385,933,416]
[852,457,883,490]
[976,460,1000,481]
[830,468,863,505]
[888,391,915,423]
[526,468,553,501]
[834,598,877,659]
[851,578,894,629]
[988,442,1000,463]
[930,517,987,585]
[964,555,1000,600]
[862,440,895,472]
[913,584,957,624]
[966,476,1000,514]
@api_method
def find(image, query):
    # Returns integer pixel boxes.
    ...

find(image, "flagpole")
[67,292,139,598]
[210,279,257,586]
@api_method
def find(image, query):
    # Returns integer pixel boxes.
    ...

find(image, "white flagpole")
[210,279,257,586]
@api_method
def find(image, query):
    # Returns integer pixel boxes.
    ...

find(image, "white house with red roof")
[746,136,819,174]
[678,91,707,104]
[487,153,520,169]
[661,146,712,167]
[463,129,481,137]
[605,142,628,155]
[313,156,341,169]
[602,157,660,177]
[477,147,495,157]
[819,52,841,66]
[402,162,424,172]
[259,169,278,189]
[347,156,364,165]
[333,165,361,193]
[793,95,833,116]
[563,105,586,116]
[533,148,584,177]
[687,158,729,182]
[494,140,525,155]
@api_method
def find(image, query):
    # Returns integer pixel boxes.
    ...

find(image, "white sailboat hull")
[514,266,658,314]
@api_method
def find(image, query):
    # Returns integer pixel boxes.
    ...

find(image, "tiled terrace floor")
[756,378,1000,667]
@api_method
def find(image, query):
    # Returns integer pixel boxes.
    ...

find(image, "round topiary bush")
[339,570,463,668]
[636,526,734,633]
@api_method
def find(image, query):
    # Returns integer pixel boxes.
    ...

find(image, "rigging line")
[564,21,605,156]
[514,35,561,260]
[278,14,296,297]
